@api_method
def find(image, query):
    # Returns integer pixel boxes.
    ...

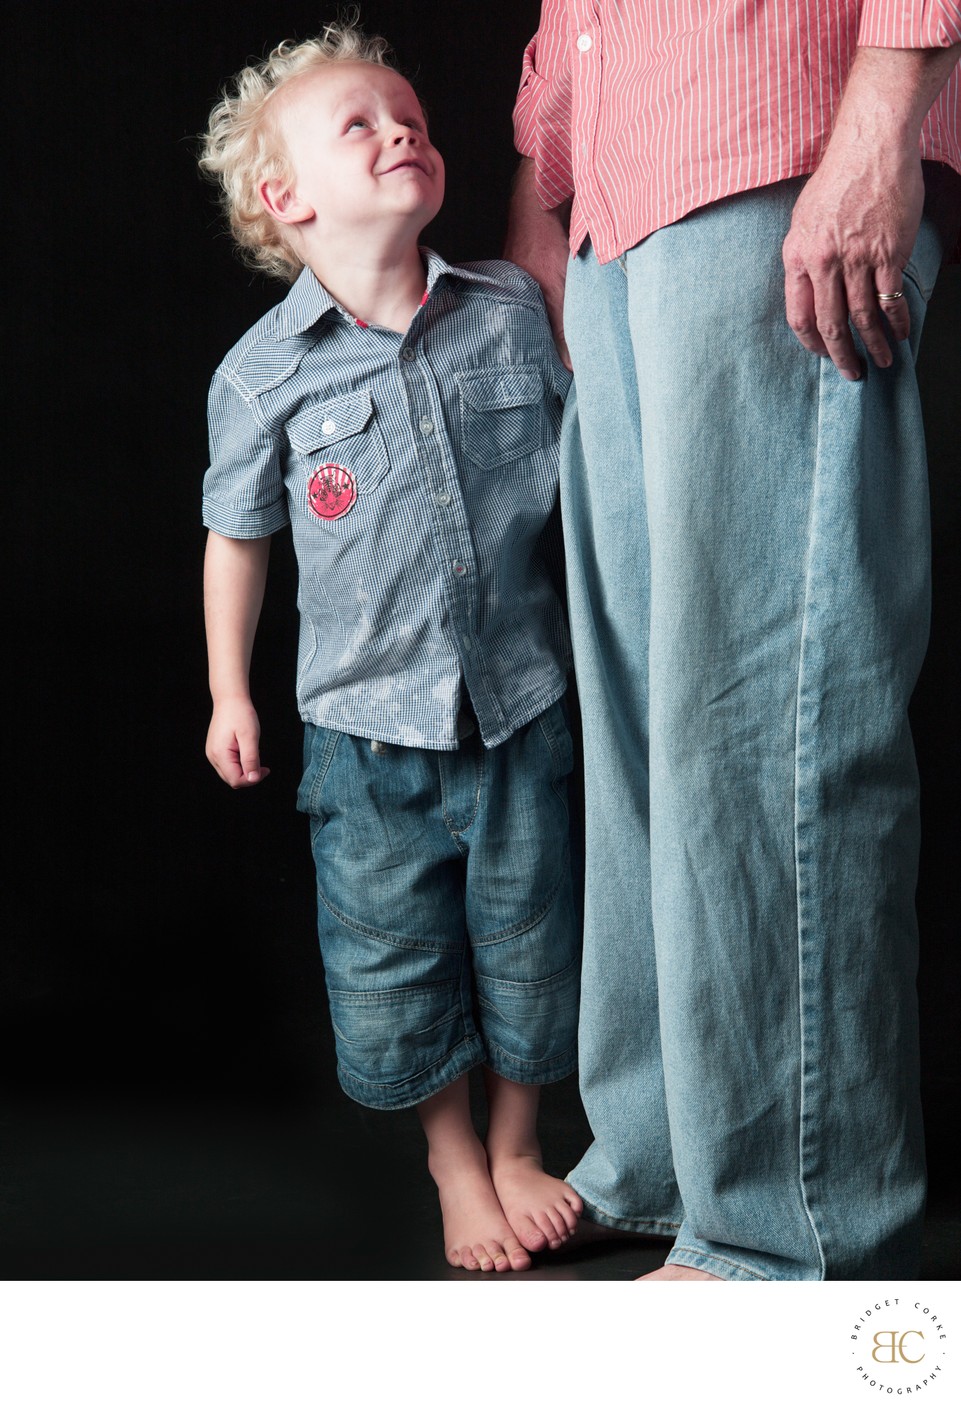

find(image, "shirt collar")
[271,246,502,341]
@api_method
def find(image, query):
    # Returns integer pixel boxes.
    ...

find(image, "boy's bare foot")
[429,1141,533,1272]
[638,1265,724,1280]
[489,1153,583,1253]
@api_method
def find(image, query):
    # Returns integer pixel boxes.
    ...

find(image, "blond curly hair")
[199,19,395,282]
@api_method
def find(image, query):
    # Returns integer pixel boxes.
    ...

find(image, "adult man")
[506,2,960,1280]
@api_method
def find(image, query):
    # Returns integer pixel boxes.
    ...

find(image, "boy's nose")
[388,125,418,145]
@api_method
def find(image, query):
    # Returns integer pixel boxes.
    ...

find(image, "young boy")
[200,22,581,1273]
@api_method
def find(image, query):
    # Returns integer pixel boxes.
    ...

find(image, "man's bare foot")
[489,1153,583,1253]
[429,1139,532,1272]
[638,1265,724,1281]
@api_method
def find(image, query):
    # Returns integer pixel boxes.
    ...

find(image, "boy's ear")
[259,179,314,225]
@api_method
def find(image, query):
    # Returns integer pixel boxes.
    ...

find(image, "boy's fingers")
[239,735,269,785]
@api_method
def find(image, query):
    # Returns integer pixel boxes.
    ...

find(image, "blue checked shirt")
[203,248,572,750]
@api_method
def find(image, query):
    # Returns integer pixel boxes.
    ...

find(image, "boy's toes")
[509,1210,549,1253]
[471,1238,532,1272]
[502,1235,533,1272]
[449,1244,480,1270]
[555,1198,580,1235]
[533,1209,566,1248]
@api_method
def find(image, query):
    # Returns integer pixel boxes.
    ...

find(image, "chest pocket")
[457,365,550,468]
[286,391,391,513]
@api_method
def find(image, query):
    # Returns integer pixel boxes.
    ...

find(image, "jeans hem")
[571,1192,681,1239]
[484,1049,578,1087]
[336,1035,486,1110]
[666,1246,771,1282]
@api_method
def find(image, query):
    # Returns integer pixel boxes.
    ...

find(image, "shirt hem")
[573,152,961,264]
[298,678,569,752]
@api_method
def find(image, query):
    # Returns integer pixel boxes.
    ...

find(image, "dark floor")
[2,1064,958,1281]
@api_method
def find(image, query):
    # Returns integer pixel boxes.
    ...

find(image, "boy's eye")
[346,118,370,131]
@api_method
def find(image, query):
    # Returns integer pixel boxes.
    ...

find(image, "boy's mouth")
[381,158,430,176]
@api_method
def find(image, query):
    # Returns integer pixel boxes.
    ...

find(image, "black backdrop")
[7,1,959,1265]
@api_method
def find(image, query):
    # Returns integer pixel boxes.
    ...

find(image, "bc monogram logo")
[850,1297,950,1397]
[872,1330,925,1365]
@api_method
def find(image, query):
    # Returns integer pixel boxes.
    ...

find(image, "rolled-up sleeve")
[202,372,290,539]
[512,5,576,211]
[858,0,961,47]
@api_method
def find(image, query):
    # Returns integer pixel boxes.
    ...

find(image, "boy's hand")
[206,698,271,788]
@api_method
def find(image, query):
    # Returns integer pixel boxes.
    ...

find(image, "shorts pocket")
[457,364,550,467]
[535,699,574,787]
[296,723,343,818]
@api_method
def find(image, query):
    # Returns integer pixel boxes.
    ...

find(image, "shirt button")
[401,347,416,362]
[462,636,473,653]
[419,416,434,435]
[576,33,593,52]
[434,491,451,507]
[321,418,336,435]
[452,560,467,577]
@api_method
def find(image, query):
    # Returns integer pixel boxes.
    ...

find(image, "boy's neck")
[304,237,428,335]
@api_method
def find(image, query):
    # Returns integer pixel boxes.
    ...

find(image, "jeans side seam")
[790,360,830,1283]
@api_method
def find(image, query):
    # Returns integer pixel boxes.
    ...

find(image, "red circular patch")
[307,463,357,520]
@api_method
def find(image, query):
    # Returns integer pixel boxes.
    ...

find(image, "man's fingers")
[552,317,572,372]
[812,269,864,381]
[784,267,828,358]
[846,267,904,369]
[874,262,911,344]
[543,286,572,371]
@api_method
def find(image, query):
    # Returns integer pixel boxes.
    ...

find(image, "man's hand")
[783,143,922,379]
[505,158,573,368]
[782,43,961,380]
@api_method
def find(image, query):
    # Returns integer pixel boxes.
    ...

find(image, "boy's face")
[273,62,444,245]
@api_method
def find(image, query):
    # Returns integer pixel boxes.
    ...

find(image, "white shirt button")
[576,33,593,52]
[434,491,451,507]
[452,561,467,577]
[419,417,434,434]
[321,419,336,435]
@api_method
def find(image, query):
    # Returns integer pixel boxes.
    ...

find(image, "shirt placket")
[571,0,618,260]
[396,328,489,736]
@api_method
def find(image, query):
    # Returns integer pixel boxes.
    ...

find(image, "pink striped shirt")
[513,0,961,264]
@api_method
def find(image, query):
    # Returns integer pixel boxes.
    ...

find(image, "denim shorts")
[296,698,580,1110]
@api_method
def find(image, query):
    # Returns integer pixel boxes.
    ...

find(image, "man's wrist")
[832,44,961,152]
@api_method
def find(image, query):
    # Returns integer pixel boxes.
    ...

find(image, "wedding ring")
[876,290,904,302]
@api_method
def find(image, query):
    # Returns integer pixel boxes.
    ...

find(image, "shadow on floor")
[2,1070,957,1280]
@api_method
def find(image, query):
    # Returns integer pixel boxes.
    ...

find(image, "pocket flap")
[287,390,375,453]
[457,364,544,412]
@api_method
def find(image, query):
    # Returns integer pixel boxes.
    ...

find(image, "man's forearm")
[505,158,573,365]
[828,43,961,156]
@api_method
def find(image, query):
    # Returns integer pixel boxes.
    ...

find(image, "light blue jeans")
[561,168,960,1280]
